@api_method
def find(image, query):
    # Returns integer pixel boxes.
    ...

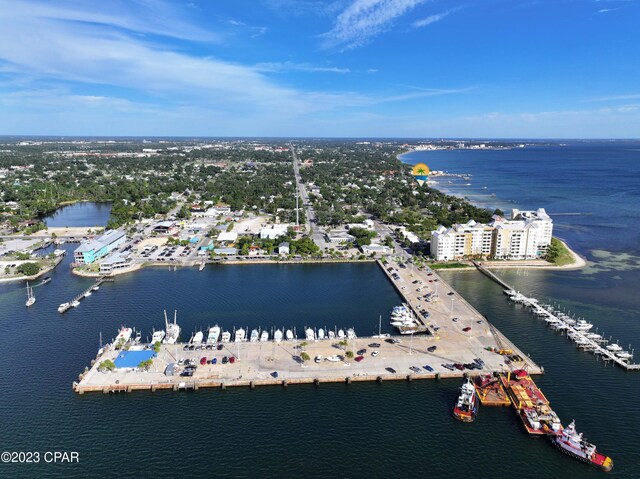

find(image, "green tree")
[17,262,40,276]
[300,352,310,362]
[98,360,116,372]
[138,359,153,370]
[345,350,354,359]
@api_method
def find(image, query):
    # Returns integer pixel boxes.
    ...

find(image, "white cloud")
[320,0,426,50]
[255,61,351,74]
[412,8,461,28]
[584,93,640,102]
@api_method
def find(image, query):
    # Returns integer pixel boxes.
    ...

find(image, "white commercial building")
[278,242,290,255]
[430,208,553,261]
[260,225,288,240]
[361,244,390,255]
[217,231,238,243]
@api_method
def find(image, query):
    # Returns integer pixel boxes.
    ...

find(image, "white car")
[371,351,379,357]
[314,355,323,363]
[326,355,342,362]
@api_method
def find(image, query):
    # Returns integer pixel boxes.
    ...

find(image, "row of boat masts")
[505,290,635,364]
[153,310,358,346]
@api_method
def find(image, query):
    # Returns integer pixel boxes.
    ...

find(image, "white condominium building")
[430,208,553,261]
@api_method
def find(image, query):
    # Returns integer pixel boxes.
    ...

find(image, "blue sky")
[0,0,638,138]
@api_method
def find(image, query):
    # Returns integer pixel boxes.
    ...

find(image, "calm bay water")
[2,140,640,478]
[43,202,112,227]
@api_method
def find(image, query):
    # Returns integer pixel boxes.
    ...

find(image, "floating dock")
[58,276,112,313]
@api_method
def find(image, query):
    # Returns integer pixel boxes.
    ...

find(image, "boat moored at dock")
[453,378,479,422]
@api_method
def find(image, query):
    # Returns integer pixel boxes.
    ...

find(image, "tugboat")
[453,378,479,422]
[551,421,613,472]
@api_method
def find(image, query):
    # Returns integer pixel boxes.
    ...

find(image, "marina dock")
[74,260,544,394]
[58,276,112,313]
[473,261,640,371]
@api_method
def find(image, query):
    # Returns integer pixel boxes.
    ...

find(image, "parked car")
[385,367,397,373]
[357,348,367,355]
[427,345,437,353]
[371,351,379,357]
[212,358,217,365]
[200,357,207,365]
[462,327,471,332]
[229,356,235,364]
[355,356,364,362]
[314,355,323,363]
[423,365,434,372]
[368,342,381,348]
[222,356,229,364]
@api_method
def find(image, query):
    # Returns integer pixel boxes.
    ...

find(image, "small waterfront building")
[213,247,238,256]
[260,224,288,240]
[278,242,290,255]
[74,230,126,265]
[152,221,178,235]
[99,251,132,273]
[199,239,214,251]
[217,231,238,243]
[325,230,356,243]
[361,244,390,255]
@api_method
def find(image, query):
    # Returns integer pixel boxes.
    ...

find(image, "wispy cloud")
[598,7,623,12]
[320,0,426,50]
[255,61,351,74]
[412,7,463,28]
[584,93,640,102]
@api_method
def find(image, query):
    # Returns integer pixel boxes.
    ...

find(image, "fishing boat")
[250,329,259,342]
[551,421,613,472]
[207,325,221,345]
[274,329,283,343]
[453,378,479,422]
[260,330,269,342]
[221,331,232,343]
[25,282,36,307]
[40,276,52,285]
[58,302,70,313]
[163,310,181,344]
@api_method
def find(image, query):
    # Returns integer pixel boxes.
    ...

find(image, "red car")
[462,327,471,332]
[355,356,364,362]
[229,356,235,364]
[200,357,207,365]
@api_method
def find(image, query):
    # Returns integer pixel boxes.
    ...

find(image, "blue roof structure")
[113,350,155,369]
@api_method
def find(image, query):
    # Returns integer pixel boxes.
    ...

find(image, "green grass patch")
[545,237,575,266]
[430,262,469,270]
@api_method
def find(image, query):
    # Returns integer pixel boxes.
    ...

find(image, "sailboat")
[25,282,36,307]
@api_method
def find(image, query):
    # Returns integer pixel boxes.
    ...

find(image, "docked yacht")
[328,330,336,340]
[346,328,356,340]
[58,302,69,313]
[192,330,204,345]
[616,351,633,360]
[84,290,92,298]
[234,328,246,342]
[274,329,283,342]
[286,329,294,341]
[337,329,345,339]
[250,329,259,342]
[318,328,325,340]
[114,326,133,345]
[221,331,232,343]
[259,330,269,342]
[606,343,623,352]
[305,328,315,341]
[71,300,80,308]
[163,310,181,344]
[207,325,221,345]
[574,320,594,331]
[150,329,166,345]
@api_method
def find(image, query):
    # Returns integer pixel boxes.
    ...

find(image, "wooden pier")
[57,276,112,313]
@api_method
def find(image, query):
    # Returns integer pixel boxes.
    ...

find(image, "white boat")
[58,302,69,313]
[207,325,221,345]
[71,300,80,307]
[286,329,294,341]
[337,329,345,339]
[260,330,269,342]
[25,282,36,307]
[163,310,181,344]
[150,330,166,345]
[616,351,633,360]
[328,330,336,340]
[250,329,259,342]
[234,328,246,342]
[92,286,100,291]
[318,328,325,340]
[346,328,356,340]
[574,320,594,331]
[53,249,66,257]
[606,343,623,352]
[221,331,232,343]
[305,328,315,341]
[114,326,133,345]
[84,291,92,298]
[192,331,204,345]
[274,329,283,343]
